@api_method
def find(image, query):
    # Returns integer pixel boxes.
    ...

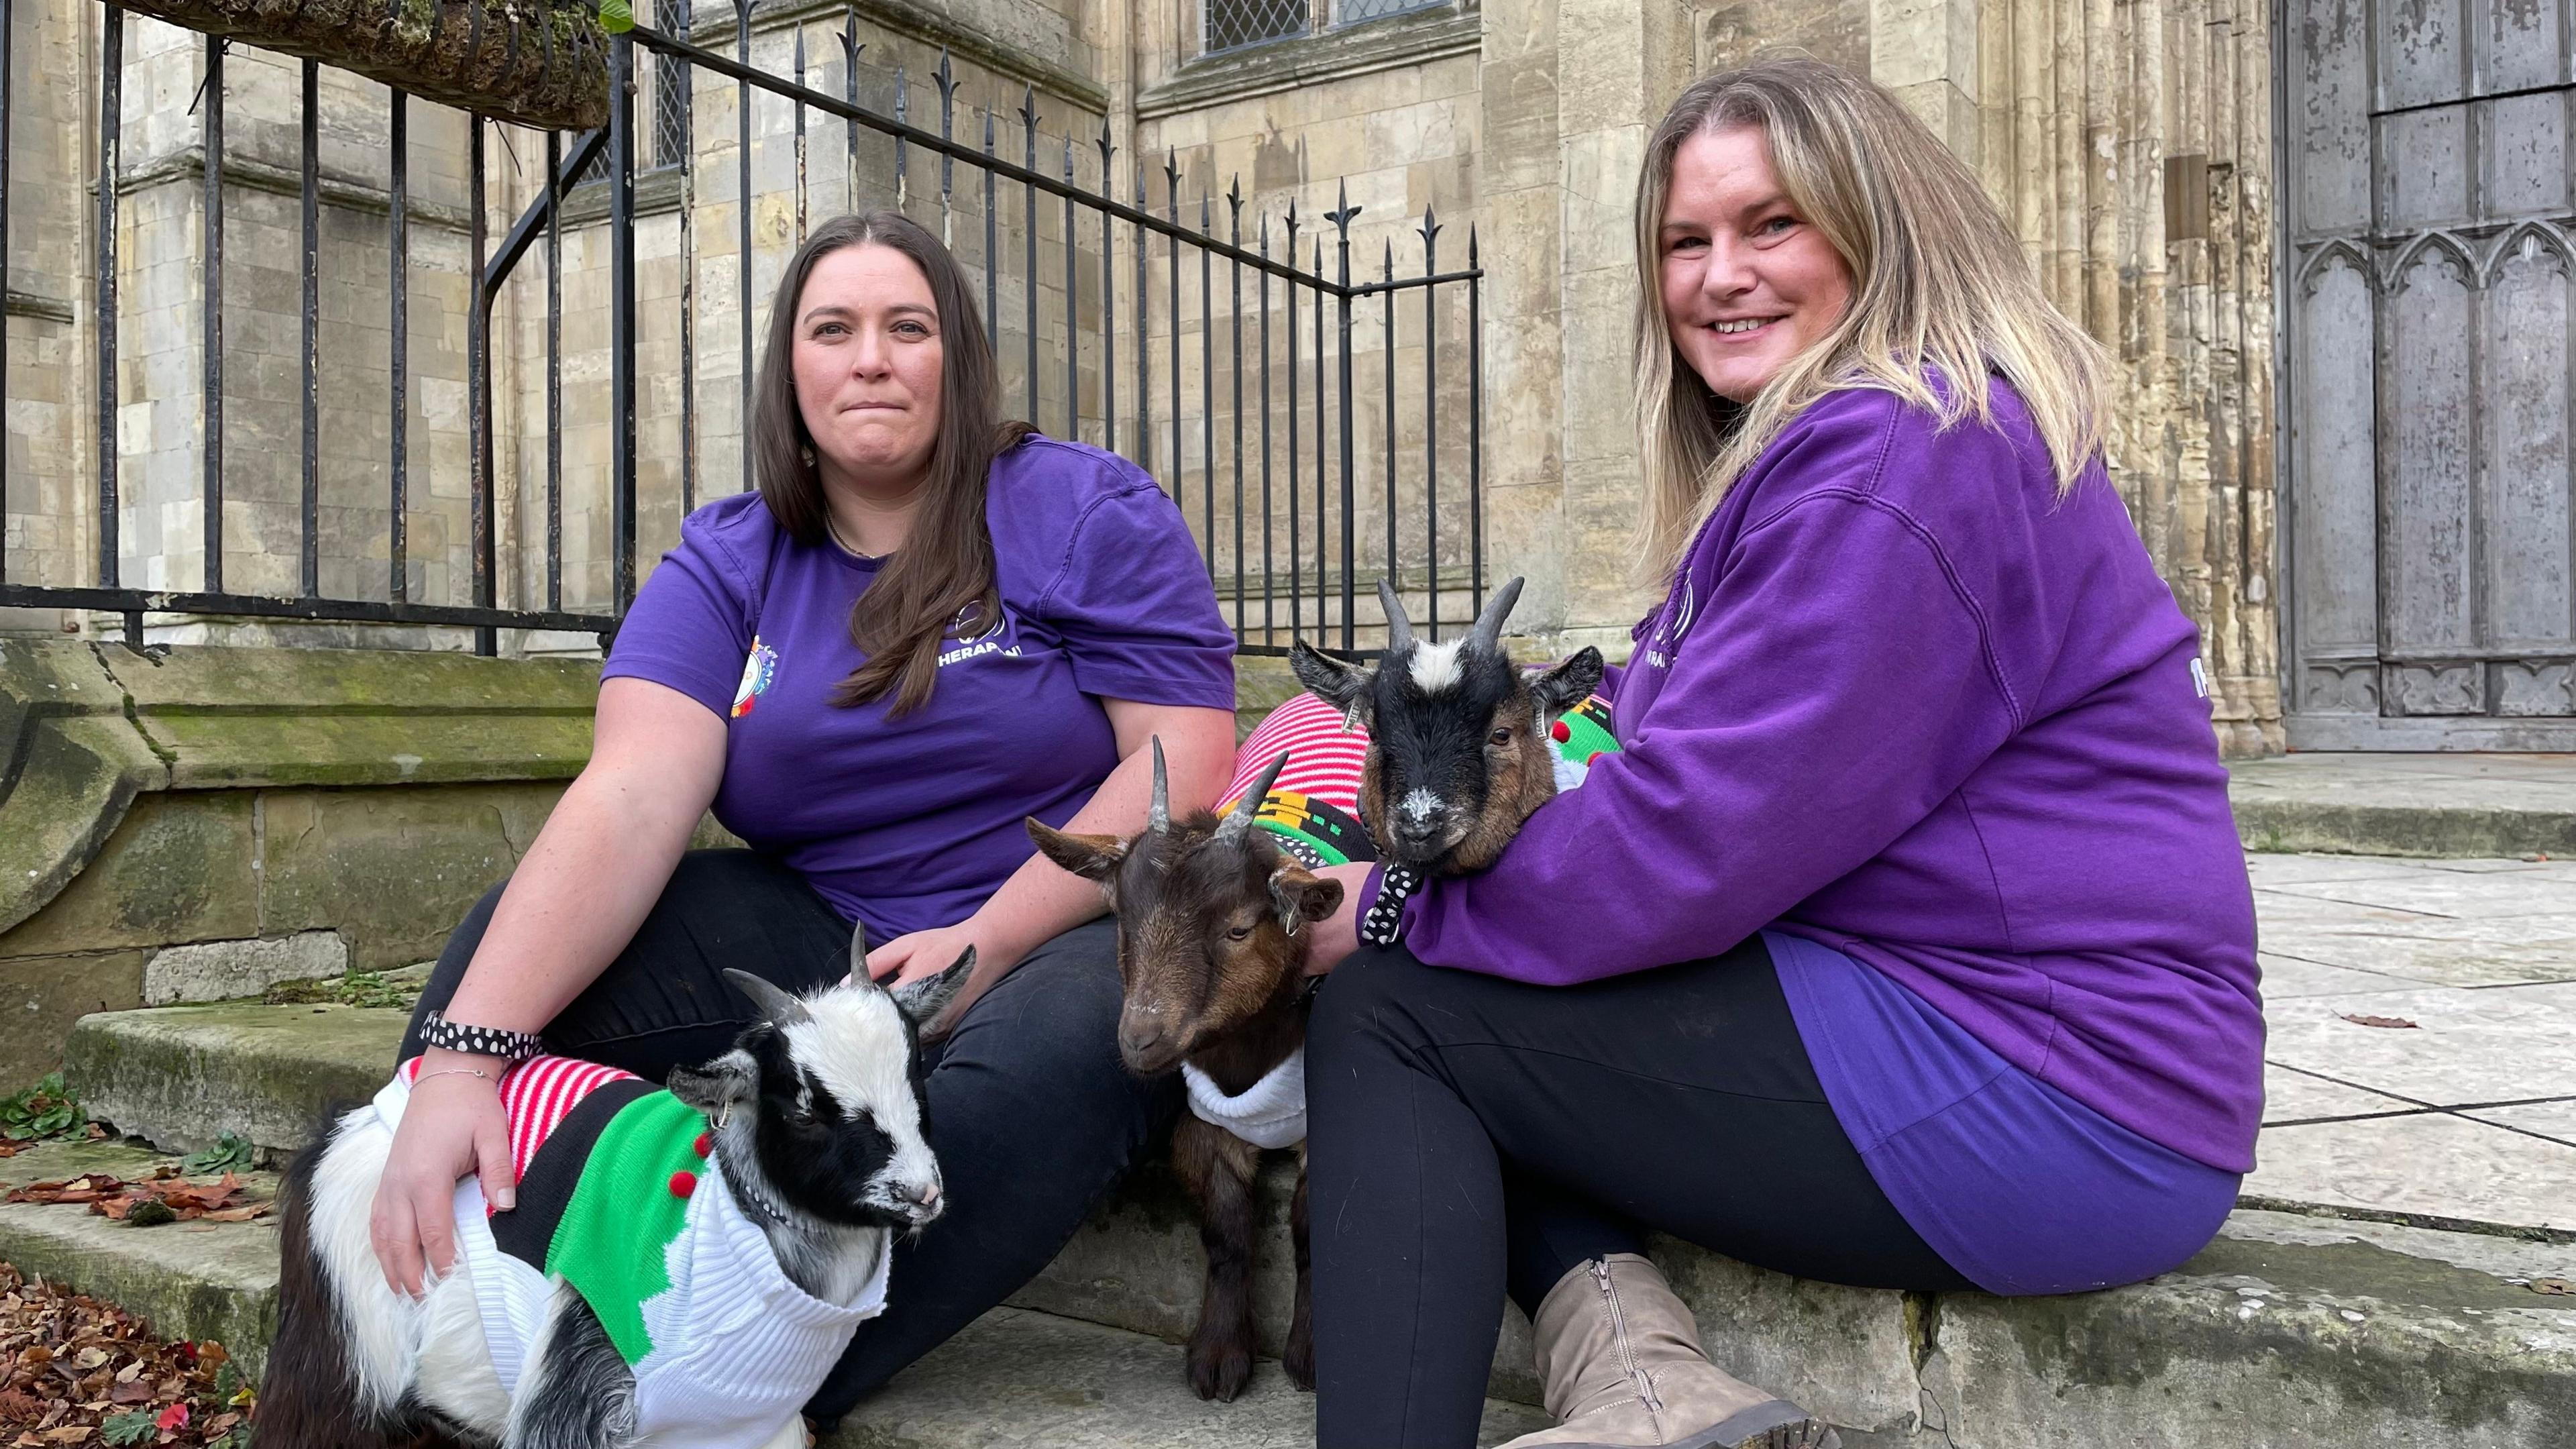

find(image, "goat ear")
[889,947,976,1034]
[1290,639,1375,724]
[1269,864,1345,933]
[1531,647,1606,717]
[668,1049,757,1118]
[1026,817,1128,883]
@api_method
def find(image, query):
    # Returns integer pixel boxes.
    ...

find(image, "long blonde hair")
[1633,58,2110,585]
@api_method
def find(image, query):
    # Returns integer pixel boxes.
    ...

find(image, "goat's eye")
[1226,924,1254,942]
[1489,726,1513,745]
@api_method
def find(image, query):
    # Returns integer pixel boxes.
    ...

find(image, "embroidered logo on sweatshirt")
[2190,656,2210,700]
[733,637,778,718]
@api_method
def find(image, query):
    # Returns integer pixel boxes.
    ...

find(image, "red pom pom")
[1550,720,1571,743]
[692,1131,712,1158]
[668,1170,698,1199]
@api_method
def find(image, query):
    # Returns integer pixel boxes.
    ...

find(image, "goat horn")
[1215,751,1293,845]
[723,968,814,1028]
[1375,578,1417,656]
[1468,576,1527,656]
[1147,736,1171,834]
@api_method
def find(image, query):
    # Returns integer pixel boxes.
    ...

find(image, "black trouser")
[403,849,1177,1426]
[1304,934,1975,1449]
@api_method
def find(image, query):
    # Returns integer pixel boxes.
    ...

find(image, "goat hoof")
[1186,1336,1253,1403]
[1283,1332,1316,1391]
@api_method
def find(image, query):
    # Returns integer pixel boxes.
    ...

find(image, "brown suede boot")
[1498,1255,1839,1449]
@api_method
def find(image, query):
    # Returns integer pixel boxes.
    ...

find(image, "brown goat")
[1027,745,1338,1401]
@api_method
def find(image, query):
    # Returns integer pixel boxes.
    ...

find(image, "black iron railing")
[0,2,1483,657]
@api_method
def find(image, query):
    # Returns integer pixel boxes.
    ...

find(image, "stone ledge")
[0,1138,283,1379]
[65,1000,408,1160]
[49,1000,2576,1445]
[0,640,599,941]
[2231,753,2576,858]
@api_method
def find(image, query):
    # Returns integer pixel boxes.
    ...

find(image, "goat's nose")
[914,1181,941,1209]
[1119,1018,1167,1057]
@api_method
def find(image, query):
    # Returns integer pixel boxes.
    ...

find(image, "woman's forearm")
[438,771,706,1030]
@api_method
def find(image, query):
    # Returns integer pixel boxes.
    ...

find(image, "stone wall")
[0,0,2288,745]
[0,639,600,1087]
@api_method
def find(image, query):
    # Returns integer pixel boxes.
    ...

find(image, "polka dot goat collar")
[1360,863,1424,949]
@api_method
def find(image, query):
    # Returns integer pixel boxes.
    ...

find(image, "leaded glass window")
[1203,0,1309,54]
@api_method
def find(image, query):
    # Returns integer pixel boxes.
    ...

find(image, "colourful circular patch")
[667,1170,698,1199]
[1550,720,1570,743]
[692,1132,712,1158]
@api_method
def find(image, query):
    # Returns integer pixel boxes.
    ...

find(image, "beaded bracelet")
[418,1010,543,1063]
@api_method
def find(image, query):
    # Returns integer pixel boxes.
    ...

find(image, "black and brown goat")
[1289,576,1605,873]
[1026,745,1338,1402]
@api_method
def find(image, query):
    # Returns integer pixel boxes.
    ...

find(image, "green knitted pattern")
[543,1089,706,1365]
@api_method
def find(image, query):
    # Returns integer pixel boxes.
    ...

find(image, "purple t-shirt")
[1378,377,2263,1182]
[602,435,1236,941]
[1768,931,2237,1293]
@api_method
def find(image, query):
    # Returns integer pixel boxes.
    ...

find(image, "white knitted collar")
[1179,1046,1307,1150]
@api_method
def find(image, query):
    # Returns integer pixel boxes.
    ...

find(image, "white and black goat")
[258,941,973,1449]
[1291,576,1605,873]
[1027,747,1338,1403]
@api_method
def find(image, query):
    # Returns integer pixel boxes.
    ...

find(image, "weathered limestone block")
[144,929,350,1006]
[1653,1235,1922,1436]
[0,952,148,1091]
[1921,1212,2576,1448]
[0,795,260,961]
[259,784,561,972]
[65,999,405,1156]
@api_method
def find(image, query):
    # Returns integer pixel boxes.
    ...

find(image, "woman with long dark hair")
[366,210,1238,1424]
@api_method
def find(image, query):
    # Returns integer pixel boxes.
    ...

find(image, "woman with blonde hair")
[1293,58,2260,1448]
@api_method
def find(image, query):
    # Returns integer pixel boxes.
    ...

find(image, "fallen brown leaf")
[2339,1014,2418,1029]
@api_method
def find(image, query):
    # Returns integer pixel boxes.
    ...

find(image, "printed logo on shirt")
[936,602,1023,670]
[732,637,778,718]
[2189,655,2210,700]
[1643,575,1695,672]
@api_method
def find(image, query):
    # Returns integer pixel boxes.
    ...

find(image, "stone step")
[59,1002,2576,1444]
[0,1143,1546,1448]
[2230,751,2576,859]
[0,1138,284,1379]
[820,1307,1548,1448]
[64,998,407,1160]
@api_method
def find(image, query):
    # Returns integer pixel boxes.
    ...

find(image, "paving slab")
[2261,982,2576,1107]
[2262,1062,2422,1125]
[2464,1099,2576,1146]
[2247,1111,2576,1234]
[822,1307,1550,1449]
[0,1138,281,1377]
[2254,951,2422,1000]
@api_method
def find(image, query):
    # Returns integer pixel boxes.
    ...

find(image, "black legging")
[402,849,1178,1426]
[1303,933,1974,1449]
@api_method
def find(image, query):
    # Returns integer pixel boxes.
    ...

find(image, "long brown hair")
[751,210,1032,715]
[1632,58,2110,586]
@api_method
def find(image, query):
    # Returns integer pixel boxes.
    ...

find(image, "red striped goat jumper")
[1218,689,1624,867]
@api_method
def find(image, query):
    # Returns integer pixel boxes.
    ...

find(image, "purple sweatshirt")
[1384,378,2263,1176]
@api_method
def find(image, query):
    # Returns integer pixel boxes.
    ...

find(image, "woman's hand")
[864,919,1018,987]
[1301,863,1375,977]
[369,1056,517,1297]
